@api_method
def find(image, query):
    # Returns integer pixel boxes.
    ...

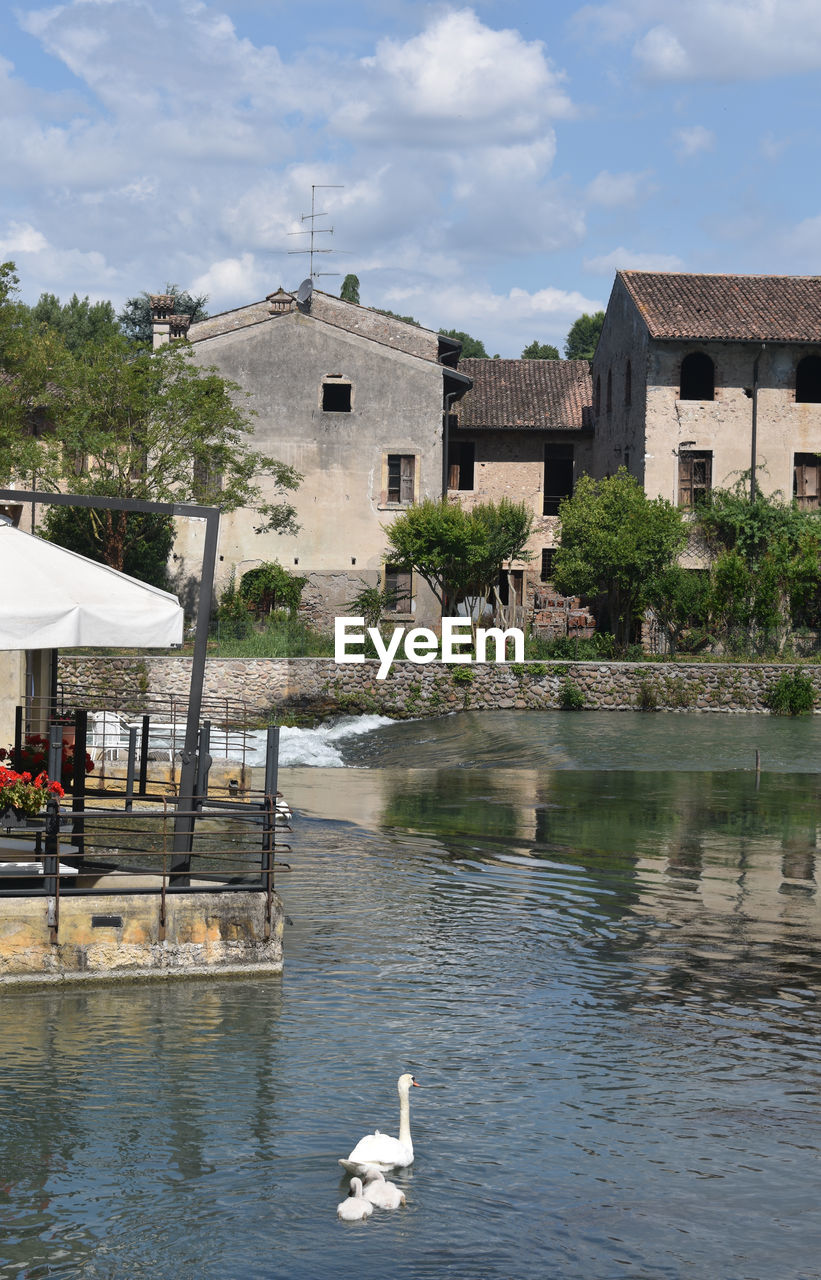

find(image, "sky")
[2,0,821,356]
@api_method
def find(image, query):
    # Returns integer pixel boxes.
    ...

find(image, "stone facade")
[58,654,821,719]
[451,358,594,629]
[166,289,470,630]
[593,272,821,517]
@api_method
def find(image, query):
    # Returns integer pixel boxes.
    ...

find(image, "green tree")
[118,283,209,346]
[564,311,605,362]
[552,469,686,648]
[384,497,533,625]
[440,329,489,358]
[340,274,360,305]
[0,262,66,483]
[521,340,559,360]
[645,565,710,656]
[696,481,821,651]
[42,493,174,588]
[23,335,300,573]
[29,292,119,352]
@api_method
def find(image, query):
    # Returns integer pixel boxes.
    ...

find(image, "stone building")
[593,271,821,511]
[164,287,470,629]
[451,358,595,636]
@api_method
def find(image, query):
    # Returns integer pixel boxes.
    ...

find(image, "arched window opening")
[624,359,632,407]
[679,352,714,401]
[795,355,821,404]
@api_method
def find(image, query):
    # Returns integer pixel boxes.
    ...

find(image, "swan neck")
[398,1087,412,1148]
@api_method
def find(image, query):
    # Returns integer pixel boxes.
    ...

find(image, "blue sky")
[2,0,821,355]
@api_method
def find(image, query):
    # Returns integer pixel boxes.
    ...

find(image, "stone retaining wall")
[57,655,821,718]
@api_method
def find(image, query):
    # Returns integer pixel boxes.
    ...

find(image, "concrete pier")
[0,887,283,987]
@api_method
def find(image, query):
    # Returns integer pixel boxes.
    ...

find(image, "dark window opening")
[543,442,574,515]
[679,352,714,401]
[606,368,612,413]
[678,450,712,507]
[322,379,351,412]
[625,359,632,407]
[794,453,821,509]
[497,570,524,609]
[385,564,412,613]
[595,375,601,416]
[447,440,475,490]
[193,457,223,502]
[795,356,821,404]
[540,548,556,582]
[387,454,415,504]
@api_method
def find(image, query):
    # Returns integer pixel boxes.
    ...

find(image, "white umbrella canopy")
[0,522,184,649]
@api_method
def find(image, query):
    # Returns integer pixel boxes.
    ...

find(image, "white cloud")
[190,253,261,301]
[586,169,653,208]
[583,246,685,273]
[3,3,586,350]
[386,281,605,355]
[576,0,821,81]
[330,9,574,147]
[0,221,49,255]
[674,125,714,158]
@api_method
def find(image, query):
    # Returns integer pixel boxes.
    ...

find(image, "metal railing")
[0,795,290,942]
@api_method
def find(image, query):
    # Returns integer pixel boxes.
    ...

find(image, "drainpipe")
[442,391,457,495]
[750,344,765,501]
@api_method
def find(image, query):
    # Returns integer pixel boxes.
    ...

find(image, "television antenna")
[288,184,346,281]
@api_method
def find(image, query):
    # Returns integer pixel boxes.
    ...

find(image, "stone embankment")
[58,655,821,720]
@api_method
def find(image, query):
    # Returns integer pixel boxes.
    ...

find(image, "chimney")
[150,294,174,349]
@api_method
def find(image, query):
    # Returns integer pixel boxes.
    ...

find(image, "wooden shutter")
[400,456,415,504]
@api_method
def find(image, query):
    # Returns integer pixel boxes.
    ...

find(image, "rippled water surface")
[2,711,821,1279]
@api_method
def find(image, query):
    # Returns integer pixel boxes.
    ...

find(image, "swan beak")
[411,1077,420,1086]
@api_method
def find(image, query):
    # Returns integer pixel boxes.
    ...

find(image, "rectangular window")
[447,440,475,491]
[322,379,351,412]
[543,443,574,515]
[794,453,821,510]
[384,564,412,613]
[193,457,223,502]
[386,454,415,504]
[540,548,556,582]
[678,450,712,508]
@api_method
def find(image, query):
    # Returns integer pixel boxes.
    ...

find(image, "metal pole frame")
[0,488,219,871]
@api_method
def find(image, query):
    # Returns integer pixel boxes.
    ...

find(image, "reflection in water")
[2,711,821,1279]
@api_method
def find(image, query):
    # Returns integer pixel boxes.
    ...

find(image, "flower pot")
[0,807,44,829]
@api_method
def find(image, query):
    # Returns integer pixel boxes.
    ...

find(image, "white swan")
[337,1177,372,1221]
[362,1167,406,1209]
[338,1072,419,1175]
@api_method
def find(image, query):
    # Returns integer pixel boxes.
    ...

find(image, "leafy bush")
[559,679,584,710]
[239,561,306,617]
[452,666,475,687]
[765,671,816,716]
[636,678,659,711]
[215,570,253,639]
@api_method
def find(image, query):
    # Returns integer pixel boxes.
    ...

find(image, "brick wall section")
[58,656,821,719]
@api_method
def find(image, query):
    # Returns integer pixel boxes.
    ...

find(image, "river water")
[1,711,820,1279]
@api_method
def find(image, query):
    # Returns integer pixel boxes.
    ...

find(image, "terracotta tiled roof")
[620,271,821,342]
[456,358,592,430]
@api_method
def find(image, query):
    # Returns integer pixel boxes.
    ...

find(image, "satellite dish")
[296,278,313,308]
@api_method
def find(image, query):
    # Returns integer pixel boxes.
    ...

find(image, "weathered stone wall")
[0,888,283,987]
[58,654,821,719]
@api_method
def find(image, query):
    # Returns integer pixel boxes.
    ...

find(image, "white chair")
[88,711,129,762]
